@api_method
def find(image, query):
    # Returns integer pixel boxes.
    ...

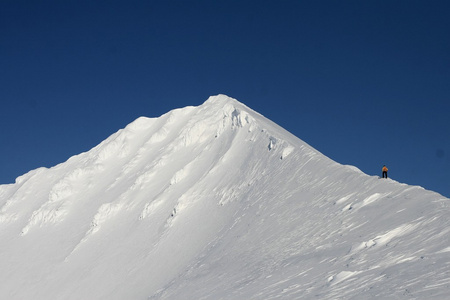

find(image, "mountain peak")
[203,94,240,105]
[0,95,448,299]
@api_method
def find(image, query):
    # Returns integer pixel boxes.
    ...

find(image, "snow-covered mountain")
[0,95,449,299]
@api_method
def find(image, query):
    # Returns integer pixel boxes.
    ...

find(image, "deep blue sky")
[1,1,449,198]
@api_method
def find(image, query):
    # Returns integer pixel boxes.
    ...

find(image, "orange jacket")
[382,166,388,172]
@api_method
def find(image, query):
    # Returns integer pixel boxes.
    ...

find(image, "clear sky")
[1,0,449,198]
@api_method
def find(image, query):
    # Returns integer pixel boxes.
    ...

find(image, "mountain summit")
[0,95,449,299]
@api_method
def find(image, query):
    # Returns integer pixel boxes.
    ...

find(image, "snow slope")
[0,95,449,299]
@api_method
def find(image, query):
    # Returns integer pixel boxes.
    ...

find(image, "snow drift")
[0,95,449,299]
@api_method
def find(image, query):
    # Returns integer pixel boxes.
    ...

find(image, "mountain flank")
[0,95,449,299]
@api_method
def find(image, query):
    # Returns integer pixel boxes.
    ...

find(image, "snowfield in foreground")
[0,95,449,299]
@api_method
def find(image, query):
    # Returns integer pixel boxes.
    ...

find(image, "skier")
[382,165,388,179]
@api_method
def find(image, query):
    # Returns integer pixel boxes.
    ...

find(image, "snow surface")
[0,94,449,299]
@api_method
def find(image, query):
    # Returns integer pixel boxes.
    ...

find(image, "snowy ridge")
[0,95,449,299]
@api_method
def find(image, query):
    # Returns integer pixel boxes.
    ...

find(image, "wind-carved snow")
[140,199,164,220]
[351,222,421,254]
[437,246,450,254]
[216,104,256,138]
[231,107,252,129]
[0,169,47,224]
[281,145,294,159]
[87,202,124,235]
[268,136,277,151]
[21,164,104,235]
[21,180,72,235]
[328,270,362,286]
[148,126,169,144]
[148,108,194,145]
[361,192,385,206]
[345,165,364,173]
[132,169,157,189]
[179,119,210,148]
[95,132,131,162]
[336,193,355,205]
[170,168,187,185]
[0,94,449,300]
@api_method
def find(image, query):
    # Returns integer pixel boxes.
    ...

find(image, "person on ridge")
[382,165,388,179]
